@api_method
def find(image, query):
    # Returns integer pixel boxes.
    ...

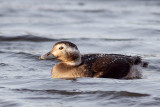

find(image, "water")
[0,0,160,107]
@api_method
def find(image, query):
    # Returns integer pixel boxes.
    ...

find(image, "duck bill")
[39,51,56,60]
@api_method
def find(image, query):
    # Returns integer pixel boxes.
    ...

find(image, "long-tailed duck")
[40,41,148,79]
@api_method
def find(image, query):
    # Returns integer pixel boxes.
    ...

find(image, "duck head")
[40,41,81,66]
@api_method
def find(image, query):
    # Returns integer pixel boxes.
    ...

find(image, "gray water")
[0,0,160,107]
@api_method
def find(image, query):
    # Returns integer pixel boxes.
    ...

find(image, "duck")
[39,41,148,79]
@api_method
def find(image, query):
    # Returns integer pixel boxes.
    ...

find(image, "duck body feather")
[51,54,144,79]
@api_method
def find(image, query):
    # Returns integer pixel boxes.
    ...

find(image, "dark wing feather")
[82,54,134,79]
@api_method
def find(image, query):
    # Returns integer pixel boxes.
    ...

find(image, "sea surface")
[0,0,160,107]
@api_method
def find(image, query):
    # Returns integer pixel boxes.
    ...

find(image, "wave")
[0,99,19,107]
[0,63,9,67]
[0,35,136,42]
[0,50,40,60]
[40,8,106,13]
[13,88,149,98]
[16,52,40,59]
[0,35,56,42]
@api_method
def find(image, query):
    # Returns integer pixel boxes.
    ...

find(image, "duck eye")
[59,47,64,50]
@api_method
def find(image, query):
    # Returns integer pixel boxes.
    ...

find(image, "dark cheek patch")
[71,53,78,60]
[66,52,79,61]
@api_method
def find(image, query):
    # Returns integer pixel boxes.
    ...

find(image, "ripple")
[24,96,54,100]
[0,35,56,42]
[0,35,137,42]
[108,91,150,99]
[0,63,9,67]
[0,86,5,88]
[0,99,19,107]
[0,50,40,60]
[16,52,40,59]
[13,88,150,98]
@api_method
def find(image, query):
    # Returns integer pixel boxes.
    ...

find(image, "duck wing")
[82,54,144,79]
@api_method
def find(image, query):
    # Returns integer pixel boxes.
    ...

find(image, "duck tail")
[141,62,148,68]
[132,56,148,68]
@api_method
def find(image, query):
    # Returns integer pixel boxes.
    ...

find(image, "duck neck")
[64,54,81,66]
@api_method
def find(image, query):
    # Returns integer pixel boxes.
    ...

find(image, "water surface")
[0,0,160,107]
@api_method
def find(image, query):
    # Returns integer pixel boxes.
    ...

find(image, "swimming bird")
[40,41,148,79]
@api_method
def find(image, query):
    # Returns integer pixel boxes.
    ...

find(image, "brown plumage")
[40,41,148,79]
